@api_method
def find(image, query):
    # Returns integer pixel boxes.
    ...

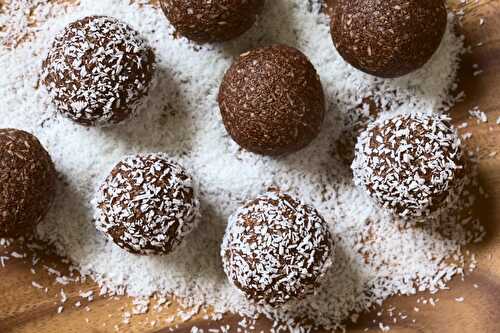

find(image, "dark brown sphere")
[159,0,265,44]
[221,190,334,305]
[42,16,156,127]
[218,45,325,155]
[329,0,447,78]
[94,153,199,255]
[0,129,56,237]
[352,113,466,219]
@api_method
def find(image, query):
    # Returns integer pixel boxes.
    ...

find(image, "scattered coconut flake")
[0,0,485,331]
[469,107,487,123]
[11,252,25,258]
[32,281,44,289]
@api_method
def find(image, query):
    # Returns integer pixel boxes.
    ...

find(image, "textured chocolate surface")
[352,113,466,219]
[218,45,325,155]
[330,0,447,78]
[42,16,155,126]
[94,153,199,255]
[221,190,334,306]
[0,129,56,237]
[160,0,265,44]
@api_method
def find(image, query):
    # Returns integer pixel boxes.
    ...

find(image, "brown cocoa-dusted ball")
[159,0,265,44]
[41,16,156,127]
[94,153,199,255]
[329,0,447,78]
[218,45,325,155]
[351,113,466,219]
[221,190,334,305]
[0,129,56,237]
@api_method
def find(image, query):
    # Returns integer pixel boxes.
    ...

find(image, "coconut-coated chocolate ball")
[221,190,334,305]
[218,45,325,155]
[42,16,156,127]
[94,154,199,255]
[0,129,56,237]
[159,0,265,44]
[329,0,447,78]
[352,113,465,219]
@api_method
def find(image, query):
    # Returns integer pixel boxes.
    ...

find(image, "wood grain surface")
[1,1,500,332]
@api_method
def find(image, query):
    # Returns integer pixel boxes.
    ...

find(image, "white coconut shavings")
[0,0,483,331]
[0,0,64,48]
[469,107,488,123]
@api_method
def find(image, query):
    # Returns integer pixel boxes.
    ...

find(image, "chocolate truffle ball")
[351,113,465,219]
[94,154,199,255]
[329,0,447,78]
[218,45,325,155]
[41,16,155,126]
[0,129,56,237]
[159,0,265,44]
[221,190,334,305]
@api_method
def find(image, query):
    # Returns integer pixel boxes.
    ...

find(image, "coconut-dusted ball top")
[42,16,155,127]
[221,190,334,305]
[94,154,199,255]
[329,0,447,78]
[159,0,265,44]
[0,129,56,237]
[218,45,325,155]
[352,113,465,219]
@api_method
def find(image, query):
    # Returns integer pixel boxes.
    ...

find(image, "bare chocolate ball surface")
[160,0,265,44]
[221,190,334,305]
[352,113,465,219]
[329,0,447,78]
[218,45,325,155]
[0,129,56,237]
[94,154,199,255]
[42,16,156,127]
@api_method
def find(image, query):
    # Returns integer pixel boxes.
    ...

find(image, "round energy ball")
[94,154,199,255]
[351,113,465,219]
[329,0,447,78]
[159,0,265,44]
[0,129,56,237]
[41,16,156,127]
[221,190,334,305]
[218,45,325,155]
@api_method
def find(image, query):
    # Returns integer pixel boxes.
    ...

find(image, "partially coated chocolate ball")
[221,190,334,305]
[0,129,56,237]
[329,0,447,78]
[351,113,465,219]
[218,45,325,155]
[42,16,156,126]
[160,0,265,44]
[94,153,199,255]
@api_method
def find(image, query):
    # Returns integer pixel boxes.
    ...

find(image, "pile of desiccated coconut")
[0,0,488,331]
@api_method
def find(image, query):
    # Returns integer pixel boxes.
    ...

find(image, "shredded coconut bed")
[0,0,485,331]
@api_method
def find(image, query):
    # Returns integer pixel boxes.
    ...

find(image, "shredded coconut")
[0,0,484,331]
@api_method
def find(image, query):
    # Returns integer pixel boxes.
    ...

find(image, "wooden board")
[1,1,500,332]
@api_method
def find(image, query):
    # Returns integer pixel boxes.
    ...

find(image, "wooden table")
[1,1,500,332]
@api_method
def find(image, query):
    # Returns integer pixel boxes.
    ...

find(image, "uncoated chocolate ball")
[0,129,56,237]
[160,0,265,44]
[329,0,447,78]
[218,45,325,155]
